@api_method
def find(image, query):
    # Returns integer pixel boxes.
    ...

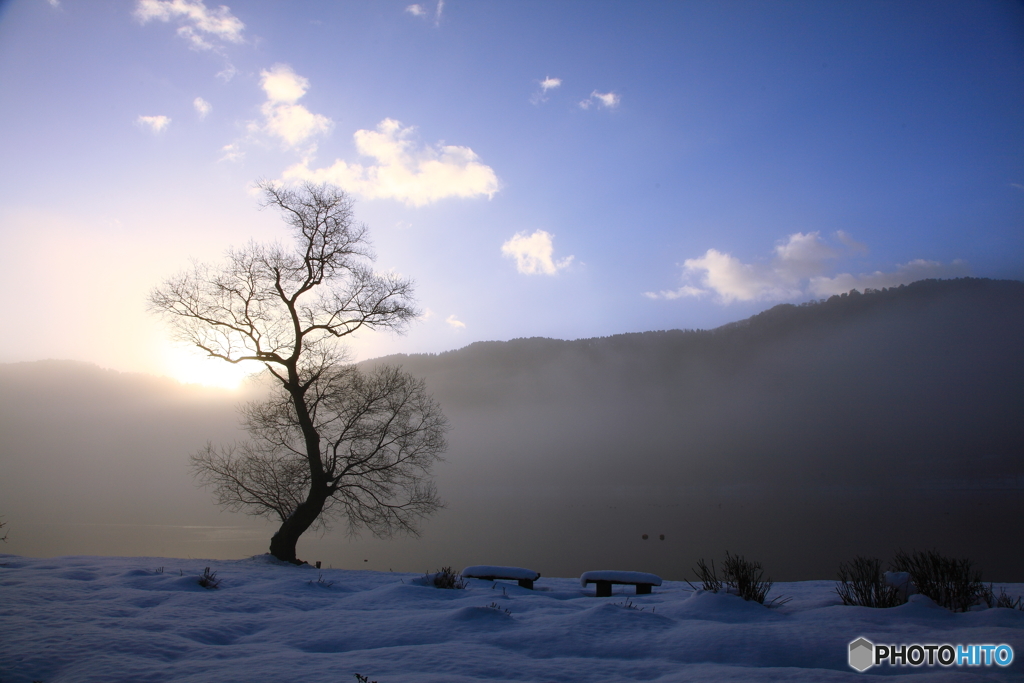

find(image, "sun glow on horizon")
[160,344,261,390]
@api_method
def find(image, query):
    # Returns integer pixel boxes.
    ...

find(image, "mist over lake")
[2,278,1021,581]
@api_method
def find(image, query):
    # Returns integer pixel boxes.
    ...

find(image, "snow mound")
[448,605,515,622]
[656,588,784,623]
[2,555,1022,682]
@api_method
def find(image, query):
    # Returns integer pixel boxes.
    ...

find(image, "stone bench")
[461,565,541,590]
[580,570,663,597]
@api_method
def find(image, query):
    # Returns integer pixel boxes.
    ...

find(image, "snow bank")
[1,554,1022,682]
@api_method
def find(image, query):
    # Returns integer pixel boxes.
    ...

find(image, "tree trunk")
[268,485,330,564]
[268,365,330,564]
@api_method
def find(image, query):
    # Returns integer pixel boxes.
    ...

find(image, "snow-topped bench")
[581,570,662,597]
[461,565,541,590]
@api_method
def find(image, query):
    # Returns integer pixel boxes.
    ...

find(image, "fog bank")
[2,279,1021,580]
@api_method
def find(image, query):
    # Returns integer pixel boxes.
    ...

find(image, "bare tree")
[150,181,446,563]
[191,365,447,540]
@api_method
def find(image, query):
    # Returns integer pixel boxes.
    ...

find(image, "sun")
[160,344,261,390]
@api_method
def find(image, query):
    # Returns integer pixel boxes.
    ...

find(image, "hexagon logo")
[849,637,874,672]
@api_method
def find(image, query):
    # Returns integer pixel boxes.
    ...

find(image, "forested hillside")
[363,278,1024,579]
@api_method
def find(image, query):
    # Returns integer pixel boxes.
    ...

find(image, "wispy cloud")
[643,285,707,301]
[835,229,868,254]
[219,143,243,162]
[644,231,968,303]
[406,1,443,25]
[193,96,211,118]
[134,0,245,50]
[501,230,574,275]
[808,260,969,297]
[216,64,237,82]
[445,314,465,329]
[282,118,499,207]
[254,64,332,150]
[136,115,171,134]
[541,77,562,92]
[579,90,620,110]
[531,76,562,104]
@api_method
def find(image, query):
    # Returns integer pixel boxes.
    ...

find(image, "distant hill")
[360,278,1024,579]
[367,278,1023,484]
[2,278,1022,579]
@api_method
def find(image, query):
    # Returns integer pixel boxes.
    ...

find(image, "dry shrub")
[835,556,906,608]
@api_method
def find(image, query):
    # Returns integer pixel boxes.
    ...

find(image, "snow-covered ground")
[2,554,1022,682]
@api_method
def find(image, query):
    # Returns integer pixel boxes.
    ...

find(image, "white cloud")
[282,118,499,207]
[643,285,707,300]
[682,248,800,303]
[647,231,969,304]
[262,103,331,147]
[501,230,574,276]
[808,259,970,297]
[219,143,243,162]
[580,90,620,110]
[134,0,245,50]
[193,96,211,118]
[216,64,237,81]
[772,231,837,280]
[257,64,332,149]
[405,1,442,24]
[261,64,309,103]
[531,76,563,105]
[136,115,171,133]
[445,314,465,329]
[48,0,61,8]
[541,77,562,92]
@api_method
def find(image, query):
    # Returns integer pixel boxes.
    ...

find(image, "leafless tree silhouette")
[151,181,446,563]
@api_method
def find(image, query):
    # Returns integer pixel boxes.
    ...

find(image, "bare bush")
[687,558,722,592]
[688,552,786,606]
[428,566,466,589]
[891,549,985,612]
[981,585,1024,610]
[198,567,221,589]
[835,556,906,608]
[721,551,777,604]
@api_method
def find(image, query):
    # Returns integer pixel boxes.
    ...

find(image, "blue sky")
[1,0,1022,387]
